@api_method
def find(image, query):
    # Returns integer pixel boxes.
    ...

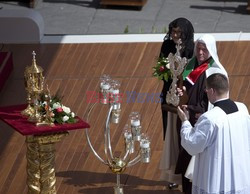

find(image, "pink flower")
[159,66,165,72]
[56,107,63,113]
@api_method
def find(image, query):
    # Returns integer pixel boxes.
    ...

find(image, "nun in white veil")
[159,34,228,189]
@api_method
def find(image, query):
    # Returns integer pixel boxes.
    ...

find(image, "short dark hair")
[206,73,229,95]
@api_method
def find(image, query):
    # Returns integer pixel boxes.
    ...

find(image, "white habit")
[181,102,250,194]
[159,112,182,184]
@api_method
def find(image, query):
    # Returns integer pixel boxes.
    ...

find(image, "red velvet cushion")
[0,104,90,136]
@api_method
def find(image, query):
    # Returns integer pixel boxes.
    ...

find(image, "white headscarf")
[185,35,229,181]
[194,34,228,77]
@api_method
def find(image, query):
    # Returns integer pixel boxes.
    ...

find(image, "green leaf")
[163,73,169,81]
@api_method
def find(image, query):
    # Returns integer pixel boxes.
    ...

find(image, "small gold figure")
[36,85,55,126]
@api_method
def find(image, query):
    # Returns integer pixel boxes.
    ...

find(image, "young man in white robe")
[177,73,250,194]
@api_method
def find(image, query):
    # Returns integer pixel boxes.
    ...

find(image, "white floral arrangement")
[51,102,76,124]
[40,93,77,124]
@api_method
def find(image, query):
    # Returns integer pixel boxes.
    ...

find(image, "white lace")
[192,185,250,194]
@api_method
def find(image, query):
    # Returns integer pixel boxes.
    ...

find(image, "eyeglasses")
[171,29,182,36]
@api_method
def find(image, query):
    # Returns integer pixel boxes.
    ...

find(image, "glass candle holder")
[140,134,150,163]
[111,105,121,123]
[110,80,121,123]
[123,124,134,154]
[100,75,111,104]
[129,112,141,141]
[100,74,111,89]
[110,80,121,104]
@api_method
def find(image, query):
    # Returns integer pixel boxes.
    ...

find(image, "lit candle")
[124,132,132,139]
[140,141,150,148]
[131,120,140,127]
[101,83,110,90]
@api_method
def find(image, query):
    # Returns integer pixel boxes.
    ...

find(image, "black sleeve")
[185,73,208,125]
[159,39,176,58]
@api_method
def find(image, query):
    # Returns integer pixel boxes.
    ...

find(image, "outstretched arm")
[177,110,212,156]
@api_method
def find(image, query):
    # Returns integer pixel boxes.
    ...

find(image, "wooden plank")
[217,41,238,75]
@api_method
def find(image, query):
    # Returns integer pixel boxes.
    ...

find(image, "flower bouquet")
[39,92,77,124]
[152,56,172,82]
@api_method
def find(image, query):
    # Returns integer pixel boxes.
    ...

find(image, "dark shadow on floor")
[56,170,180,194]
[57,170,167,187]
[0,0,33,6]
[43,0,100,8]
[0,0,99,8]
[190,5,249,15]
[204,0,247,2]
[43,0,143,10]
[79,186,181,194]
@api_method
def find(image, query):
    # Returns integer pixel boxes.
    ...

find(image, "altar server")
[177,73,250,194]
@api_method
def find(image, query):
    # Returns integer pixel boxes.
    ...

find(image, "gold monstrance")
[22,51,45,124]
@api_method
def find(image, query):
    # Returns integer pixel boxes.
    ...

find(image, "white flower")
[165,62,170,69]
[52,102,61,110]
[62,105,71,114]
[71,112,75,118]
[62,115,69,122]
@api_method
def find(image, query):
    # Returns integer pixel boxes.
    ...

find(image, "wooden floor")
[0,40,249,194]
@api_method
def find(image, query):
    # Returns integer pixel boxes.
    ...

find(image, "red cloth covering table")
[0,104,90,135]
[0,104,90,194]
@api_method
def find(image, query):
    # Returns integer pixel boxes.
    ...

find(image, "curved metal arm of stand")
[85,128,107,164]
[127,153,141,167]
[122,149,130,161]
[105,105,114,161]
[85,102,108,165]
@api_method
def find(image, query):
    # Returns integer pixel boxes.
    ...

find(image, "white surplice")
[181,102,250,194]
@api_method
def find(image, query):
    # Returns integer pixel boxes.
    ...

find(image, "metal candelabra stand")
[85,75,151,194]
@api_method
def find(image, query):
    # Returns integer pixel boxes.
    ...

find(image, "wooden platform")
[0,40,249,194]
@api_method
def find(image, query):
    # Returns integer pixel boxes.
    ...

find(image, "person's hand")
[176,86,186,97]
[177,105,189,122]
